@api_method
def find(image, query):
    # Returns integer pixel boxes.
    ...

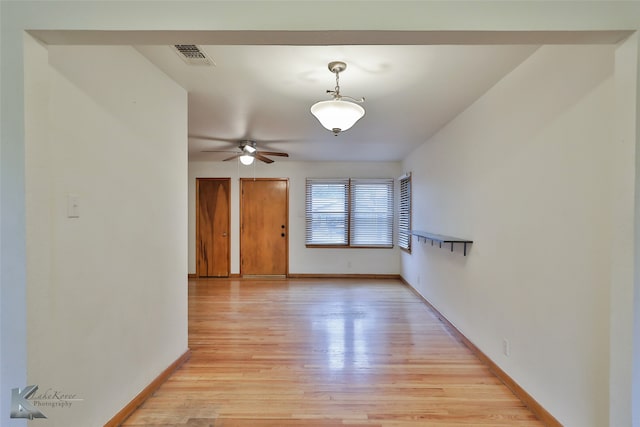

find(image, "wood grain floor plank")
[121,279,543,426]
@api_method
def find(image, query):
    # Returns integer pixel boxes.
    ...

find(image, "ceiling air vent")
[172,45,215,66]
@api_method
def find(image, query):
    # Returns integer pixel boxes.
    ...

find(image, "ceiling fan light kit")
[239,154,255,165]
[311,61,365,136]
[239,141,256,164]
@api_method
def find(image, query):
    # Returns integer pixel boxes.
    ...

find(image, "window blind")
[398,174,411,251]
[350,179,394,248]
[305,179,349,245]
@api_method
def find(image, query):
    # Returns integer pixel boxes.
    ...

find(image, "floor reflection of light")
[354,318,370,368]
[324,311,371,371]
[327,318,345,370]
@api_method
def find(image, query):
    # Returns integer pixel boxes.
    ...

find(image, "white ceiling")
[135,44,540,162]
[32,27,629,165]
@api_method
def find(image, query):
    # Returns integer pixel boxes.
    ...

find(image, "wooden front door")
[196,178,230,277]
[240,178,288,276]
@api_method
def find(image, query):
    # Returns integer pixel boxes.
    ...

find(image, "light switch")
[67,194,80,218]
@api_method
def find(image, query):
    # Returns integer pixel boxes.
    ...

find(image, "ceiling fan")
[199,139,289,165]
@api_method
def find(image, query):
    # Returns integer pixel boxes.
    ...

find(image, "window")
[306,178,394,248]
[398,174,411,252]
[350,179,394,247]
[305,179,349,246]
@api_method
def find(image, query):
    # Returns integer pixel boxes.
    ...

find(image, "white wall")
[1,23,28,427]
[610,33,639,427]
[189,161,401,275]
[401,45,621,426]
[2,2,639,425]
[624,34,640,427]
[24,41,188,427]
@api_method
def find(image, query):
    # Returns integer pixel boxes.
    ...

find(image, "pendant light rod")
[325,61,365,103]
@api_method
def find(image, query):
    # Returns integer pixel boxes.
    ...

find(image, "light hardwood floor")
[122,279,544,427]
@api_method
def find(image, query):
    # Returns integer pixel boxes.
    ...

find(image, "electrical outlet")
[347,261,352,269]
[67,193,80,218]
[502,338,511,357]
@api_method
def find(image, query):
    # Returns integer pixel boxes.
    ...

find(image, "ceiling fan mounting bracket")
[240,140,256,150]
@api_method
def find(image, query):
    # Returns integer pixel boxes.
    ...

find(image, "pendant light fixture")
[310,61,365,136]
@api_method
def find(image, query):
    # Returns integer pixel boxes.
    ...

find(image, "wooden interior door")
[240,178,288,276]
[196,178,230,277]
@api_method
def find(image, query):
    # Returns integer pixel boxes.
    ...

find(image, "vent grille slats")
[172,45,215,66]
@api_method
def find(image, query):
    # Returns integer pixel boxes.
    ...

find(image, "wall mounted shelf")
[410,230,473,256]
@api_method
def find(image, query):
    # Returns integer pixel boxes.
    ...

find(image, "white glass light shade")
[310,99,365,133]
[239,154,254,165]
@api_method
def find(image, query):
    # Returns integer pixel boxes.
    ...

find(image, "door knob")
[281,225,286,229]
[222,232,228,237]
[281,233,286,237]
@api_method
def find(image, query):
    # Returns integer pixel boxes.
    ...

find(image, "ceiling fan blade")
[222,154,242,161]
[258,151,289,157]
[189,134,238,143]
[202,149,240,153]
[254,154,274,164]
[193,135,287,163]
